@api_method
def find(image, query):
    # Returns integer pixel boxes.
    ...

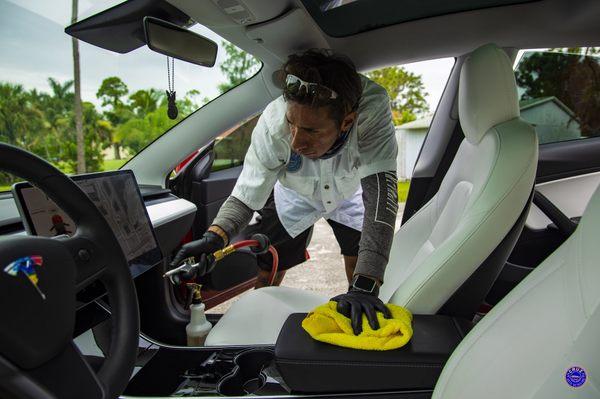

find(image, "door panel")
[169,115,260,310]
[527,171,600,230]
[486,48,600,305]
[191,165,243,235]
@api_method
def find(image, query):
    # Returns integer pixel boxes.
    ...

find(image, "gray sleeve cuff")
[211,195,254,240]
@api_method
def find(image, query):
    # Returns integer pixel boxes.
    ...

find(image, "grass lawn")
[0,158,130,192]
[398,180,410,203]
[102,158,130,171]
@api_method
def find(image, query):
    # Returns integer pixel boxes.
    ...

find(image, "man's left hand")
[331,290,392,335]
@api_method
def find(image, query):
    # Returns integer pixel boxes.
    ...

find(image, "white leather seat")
[205,43,538,346]
[433,183,600,398]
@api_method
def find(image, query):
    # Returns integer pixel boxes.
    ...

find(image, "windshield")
[0,0,260,191]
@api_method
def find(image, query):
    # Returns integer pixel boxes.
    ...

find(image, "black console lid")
[275,313,472,394]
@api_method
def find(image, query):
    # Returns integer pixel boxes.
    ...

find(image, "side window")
[211,114,260,172]
[514,48,600,145]
[366,57,455,201]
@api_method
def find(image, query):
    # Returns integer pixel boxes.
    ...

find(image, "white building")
[395,115,431,180]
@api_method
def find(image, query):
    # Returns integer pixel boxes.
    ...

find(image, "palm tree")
[72,0,85,173]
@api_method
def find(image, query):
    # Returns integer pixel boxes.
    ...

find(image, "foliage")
[218,41,261,93]
[212,115,259,171]
[397,180,410,203]
[515,47,600,137]
[366,67,429,125]
[0,77,203,186]
[1,41,255,187]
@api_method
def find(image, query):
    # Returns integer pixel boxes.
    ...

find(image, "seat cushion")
[205,286,327,346]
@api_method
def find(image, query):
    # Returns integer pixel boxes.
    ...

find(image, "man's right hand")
[170,230,225,268]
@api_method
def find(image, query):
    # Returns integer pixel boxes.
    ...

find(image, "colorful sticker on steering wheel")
[565,366,586,388]
[287,151,302,173]
[4,255,46,300]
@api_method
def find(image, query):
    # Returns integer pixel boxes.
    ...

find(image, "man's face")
[286,102,355,159]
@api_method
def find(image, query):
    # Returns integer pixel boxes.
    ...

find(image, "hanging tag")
[167,90,178,119]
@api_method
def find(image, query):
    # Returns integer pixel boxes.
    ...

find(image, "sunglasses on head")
[285,74,338,101]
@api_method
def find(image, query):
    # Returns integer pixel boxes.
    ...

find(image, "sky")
[0,0,454,115]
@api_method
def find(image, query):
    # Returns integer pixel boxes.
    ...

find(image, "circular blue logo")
[566,366,586,388]
[287,152,302,172]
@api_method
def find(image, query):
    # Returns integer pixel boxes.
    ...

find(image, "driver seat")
[205,43,538,346]
[433,183,600,398]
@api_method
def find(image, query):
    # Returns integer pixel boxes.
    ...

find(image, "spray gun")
[164,233,276,286]
[164,234,278,346]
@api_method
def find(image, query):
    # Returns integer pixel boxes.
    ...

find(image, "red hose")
[267,246,279,286]
[230,240,279,286]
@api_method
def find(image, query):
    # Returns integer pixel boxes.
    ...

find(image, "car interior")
[1,0,599,398]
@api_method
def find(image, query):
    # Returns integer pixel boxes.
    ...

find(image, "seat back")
[379,43,538,314]
[433,183,600,398]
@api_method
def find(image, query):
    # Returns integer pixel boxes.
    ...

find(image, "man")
[171,49,398,334]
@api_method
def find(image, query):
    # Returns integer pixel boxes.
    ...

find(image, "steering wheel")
[0,143,139,399]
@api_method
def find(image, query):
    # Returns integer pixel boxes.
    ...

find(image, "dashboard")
[0,175,197,330]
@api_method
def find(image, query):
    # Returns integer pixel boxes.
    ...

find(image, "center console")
[124,314,473,397]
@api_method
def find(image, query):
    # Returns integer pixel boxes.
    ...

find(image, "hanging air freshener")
[166,56,178,120]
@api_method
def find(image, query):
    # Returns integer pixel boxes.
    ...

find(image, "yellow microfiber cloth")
[301,301,413,351]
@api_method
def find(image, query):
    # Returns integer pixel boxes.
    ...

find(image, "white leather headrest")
[459,43,519,144]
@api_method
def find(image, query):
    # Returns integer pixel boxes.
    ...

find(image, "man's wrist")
[208,225,229,246]
[349,274,381,296]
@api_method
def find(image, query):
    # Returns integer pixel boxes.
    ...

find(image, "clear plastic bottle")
[186,283,212,346]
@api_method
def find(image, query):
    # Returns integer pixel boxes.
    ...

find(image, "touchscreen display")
[12,170,162,275]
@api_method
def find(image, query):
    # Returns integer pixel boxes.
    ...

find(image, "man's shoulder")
[355,75,394,139]
[260,96,289,139]
[359,74,391,106]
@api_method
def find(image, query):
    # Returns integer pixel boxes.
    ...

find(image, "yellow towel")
[302,301,413,351]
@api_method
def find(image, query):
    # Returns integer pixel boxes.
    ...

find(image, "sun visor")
[65,0,193,54]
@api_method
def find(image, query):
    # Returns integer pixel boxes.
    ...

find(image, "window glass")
[0,0,260,191]
[514,48,600,144]
[211,115,259,172]
[365,57,454,195]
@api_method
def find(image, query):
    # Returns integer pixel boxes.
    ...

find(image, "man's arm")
[354,171,399,283]
[209,196,254,245]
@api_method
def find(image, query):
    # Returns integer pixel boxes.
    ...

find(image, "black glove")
[331,289,392,335]
[170,230,225,269]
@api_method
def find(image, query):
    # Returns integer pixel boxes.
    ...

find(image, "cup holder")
[217,348,275,396]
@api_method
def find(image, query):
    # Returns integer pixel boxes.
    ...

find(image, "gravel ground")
[208,203,405,314]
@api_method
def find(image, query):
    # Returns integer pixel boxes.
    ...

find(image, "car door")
[169,114,262,309]
[486,48,600,304]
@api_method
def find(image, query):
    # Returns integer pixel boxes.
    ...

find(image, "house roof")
[519,96,577,118]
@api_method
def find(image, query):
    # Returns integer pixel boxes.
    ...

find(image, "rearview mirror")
[143,17,217,67]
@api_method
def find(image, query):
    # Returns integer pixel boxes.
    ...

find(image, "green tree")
[115,106,180,153]
[55,101,104,173]
[366,67,429,125]
[96,76,131,159]
[129,88,162,117]
[218,41,260,93]
[515,48,600,136]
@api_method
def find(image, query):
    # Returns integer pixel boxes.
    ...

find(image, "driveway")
[209,203,405,313]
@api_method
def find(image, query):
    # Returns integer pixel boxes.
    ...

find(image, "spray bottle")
[185,283,212,346]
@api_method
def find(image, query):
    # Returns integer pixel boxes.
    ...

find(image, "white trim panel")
[526,171,600,230]
[146,198,197,228]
